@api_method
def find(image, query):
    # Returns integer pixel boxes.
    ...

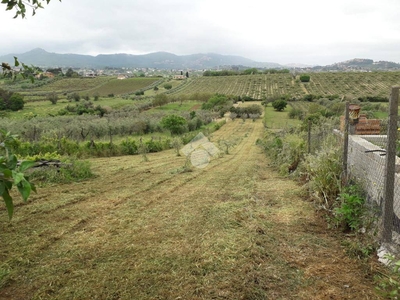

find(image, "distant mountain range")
[1,49,400,71]
[0,48,281,70]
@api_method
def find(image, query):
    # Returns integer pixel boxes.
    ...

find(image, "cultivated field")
[0,119,381,299]
[6,77,161,102]
[168,72,400,99]
[88,78,160,96]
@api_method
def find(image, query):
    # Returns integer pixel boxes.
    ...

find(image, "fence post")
[308,120,311,154]
[342,102,350,186]
[382,86,400,243]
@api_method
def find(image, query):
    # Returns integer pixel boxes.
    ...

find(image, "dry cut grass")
[0,120,382,299]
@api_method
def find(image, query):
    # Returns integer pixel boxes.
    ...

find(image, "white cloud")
[1,0,400,65]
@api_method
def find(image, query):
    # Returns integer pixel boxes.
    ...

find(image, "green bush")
[300,74,311,82]
[29,158,93,184]
[272,99,287,111]
[302,136,342,209]
[259,130,305,175]
[288,108,304,120]
[202,94,231,111]
[0,89,24,111]
[120,138,138,155]
[161,114,188,135]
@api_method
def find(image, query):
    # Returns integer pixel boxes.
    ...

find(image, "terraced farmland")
[16,77,161,101]
[88,77,161,96]
[168,72,400,99]
[169,74,301,99]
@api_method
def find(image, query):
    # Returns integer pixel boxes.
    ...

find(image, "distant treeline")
[203,68,290,76]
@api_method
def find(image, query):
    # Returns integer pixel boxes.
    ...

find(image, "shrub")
[202,94,231,112]
[163,83,173,90]
[230,104,263,116]
[288,108,304,120]
[259,130,305,175]
[0,89,24,111]
[300,74,311,82]
[303,94,316,102]
[29,158,93,184]
[272,100,287,111]
[161,115,188,135]
[72,92,81,102]
[153,94,169,107]
[302,136,342,209]
[8,93,25,111]
[47,92,58,105]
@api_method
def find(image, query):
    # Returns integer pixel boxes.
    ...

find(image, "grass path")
[0,120,381,299]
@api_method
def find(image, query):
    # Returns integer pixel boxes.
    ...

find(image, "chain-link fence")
[341,87,400,246]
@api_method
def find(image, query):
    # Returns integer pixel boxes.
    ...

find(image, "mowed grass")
[0,120,381,299]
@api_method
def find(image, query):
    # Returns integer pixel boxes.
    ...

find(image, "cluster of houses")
[32,67,196,80]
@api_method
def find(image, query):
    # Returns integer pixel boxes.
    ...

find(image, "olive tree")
[272,100,287,111]
[161,115,187,135]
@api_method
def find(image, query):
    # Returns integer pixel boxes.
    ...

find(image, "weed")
[0,267,10,288]
[333,185,365,231]
[375,254,400,299]
[138,139,149,162]
[28,158,93,184]
[171,137,183,156]
[302,137,342,209]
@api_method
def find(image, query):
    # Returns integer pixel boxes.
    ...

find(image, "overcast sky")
[1,0,400,66]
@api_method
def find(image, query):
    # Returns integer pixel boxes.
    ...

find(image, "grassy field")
[264,105,302,129]
[0,119,382,299]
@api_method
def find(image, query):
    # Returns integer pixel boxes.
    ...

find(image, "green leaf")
[2,189,13,220]
[17,180,31,202]
[4,180,12,190]
[1,169,12,178]
[0,182,5,195]
[12,171,24,185]
[19,160,36,172]
[13,56,19,67]
[31,182,37,193]
[7,155,17,169]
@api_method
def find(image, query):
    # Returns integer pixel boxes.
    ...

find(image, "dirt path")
[0,120,380,299]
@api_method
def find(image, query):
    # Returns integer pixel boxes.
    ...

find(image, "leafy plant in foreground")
[333,185,365,231]
[376,254,400,299]
[0,130,36,219]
